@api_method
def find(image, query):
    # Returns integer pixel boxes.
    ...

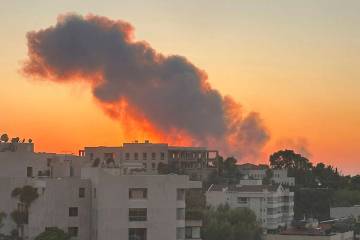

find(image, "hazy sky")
[0,0,359,173]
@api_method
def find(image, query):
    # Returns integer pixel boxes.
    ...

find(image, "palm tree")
[10,186,39,240]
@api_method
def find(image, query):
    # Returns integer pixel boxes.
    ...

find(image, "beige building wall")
[82,168,201,240]
[0,178,91,240]
[206,185,294,231]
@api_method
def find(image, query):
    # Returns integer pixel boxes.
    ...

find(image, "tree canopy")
[270,148,360,220]
[0,212,6,229]
[11,186,39,207]
[206,156,242,187]
[0,134,9,143]
[202,205,263,240]
[34,228,70,240]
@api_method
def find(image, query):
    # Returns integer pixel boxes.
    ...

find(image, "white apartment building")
[206,180,294,232]
[80,140,219,180]
[238,163,295,186]
[0,142,203,240]
[82,168,202,240]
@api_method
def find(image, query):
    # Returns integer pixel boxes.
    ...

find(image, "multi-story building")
[238,163,295,186]
[206,179,294,232]
[0,142,202,240]
[82,167,202,240]
[0,141,86,179]
[80,140,219,180]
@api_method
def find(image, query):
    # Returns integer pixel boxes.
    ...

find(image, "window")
[79,188,85,198]
[129,228,146,240]
[177,189,185,201]
[47,158,52,167]
[129,208,147,221]
[151,163,156,170]
[143,163,147,169]
[27,167,33,177]
[69,207,78,217]
[104,152,114,160]
[176,208,185,220]
[151,152,156,160]
[68,227,78,237]
[125,152,130,160]
[176,227,185,239]
[134,152,139,160]
[160,152,165,160]
[186,227,200,239]
[129,188,147,199]
[69,166,74,177]
[93,188,96,198]
[143,152,147,160]
[237,197,248,204]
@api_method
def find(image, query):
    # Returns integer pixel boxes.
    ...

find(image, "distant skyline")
[0,0,359,174]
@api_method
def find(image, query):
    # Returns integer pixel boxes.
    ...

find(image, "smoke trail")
[23,13,269,159]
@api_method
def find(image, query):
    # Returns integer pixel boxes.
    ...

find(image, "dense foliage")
[202,205,263,240]
[34,228,70,240]
[270,149,360,220]
[205,157,242,187]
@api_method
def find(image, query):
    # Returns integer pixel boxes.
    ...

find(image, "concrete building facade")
[330,205,360,220]
[80,141,219,180]
[206,180,294,231]
[0,142,203,240]
[238,163,295,186]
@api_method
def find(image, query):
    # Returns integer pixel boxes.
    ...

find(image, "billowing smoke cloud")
[23,14,269,160]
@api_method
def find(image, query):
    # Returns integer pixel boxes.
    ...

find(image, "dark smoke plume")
[23,14,269,160]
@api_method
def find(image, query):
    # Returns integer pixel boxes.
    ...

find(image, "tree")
[10,186,39,239]
[270,150,312,171]
[206,156,242,187]
[0,212,6,229]
[270,150,314,187]
[262,168,273,185]
[294,188,332,221]
[202,205,263,240]
[11,186,39,207]
[34,228,70,240]
[10,138,19,144]
[0,134,9,143]
[332,189,360,207]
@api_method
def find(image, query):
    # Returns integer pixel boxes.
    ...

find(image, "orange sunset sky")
[0,1,359,174]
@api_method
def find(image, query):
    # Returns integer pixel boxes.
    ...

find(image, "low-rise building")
[80,140,219,180]
[238,163,295,186]
[330,205,360,220]
[206,180,294,232]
